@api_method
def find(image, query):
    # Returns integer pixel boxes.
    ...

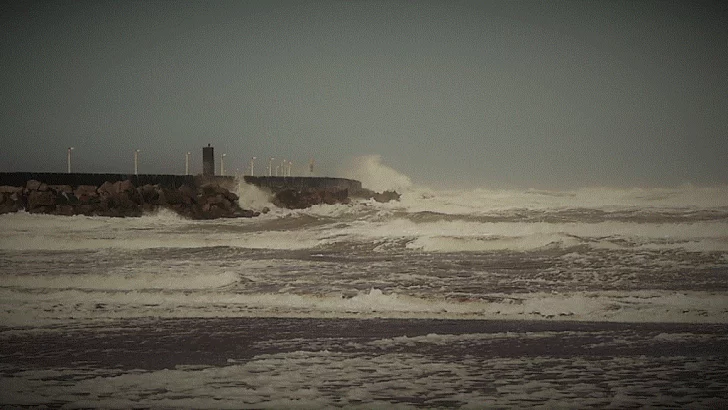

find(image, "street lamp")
[221,153,226,176]
[134,149,141,175]
[281,159,286,177]
[268,157,274,176]
[288,160,293,177]
[67,147,74,173]
[185,152,191,175]
[250,156,256,176]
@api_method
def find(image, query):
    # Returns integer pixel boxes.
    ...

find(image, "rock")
[74,204,97,216]
[223,190,239,202]
[352,188,400,203]
[54,205,75,216]
[0,186,22,194]
[115,180,135,194]
[261,207,270,214]
[76,192,99,204]
[138,184,158,204]
[49,185,73,195]
[0,200,20,214]
[373,190,401,203]
[322,188,349,205]
[235,209,260,218]
[26,180,42,191]
[179,185,196,205]
[29,205,55,214]
[155,186,167,205]
[0,179,259,220]
[205,194,224,205]
[55,191,78,205]
[161,187,184,205]
[27,190,56,209]
[97,181,116,198]
[74,185,98,198]
[274,188,350,209]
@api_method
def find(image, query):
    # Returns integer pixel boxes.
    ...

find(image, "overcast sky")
[1,0,726,188]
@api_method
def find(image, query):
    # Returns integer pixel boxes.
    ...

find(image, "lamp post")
[221,153,226,176]
[281,159,286,177]
[67,147,74,173]
[250,156,256,176]
[134,149,141,175]
[185,152,191,175]
[268,157,274,176]
[288,160,292,177]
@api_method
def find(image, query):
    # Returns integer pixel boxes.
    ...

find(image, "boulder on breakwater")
[0,179,259,219]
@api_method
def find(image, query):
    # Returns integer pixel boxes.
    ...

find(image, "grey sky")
[1,0,726,189]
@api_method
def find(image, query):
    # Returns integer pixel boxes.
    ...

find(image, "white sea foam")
[235,182,273,210]
[0,212,322,251]
[2,270,239,291]
[397,184,728,214]
[2,208,725,253]
[341,155,413,192]
[324,218,728,252]
[1,286,726,327]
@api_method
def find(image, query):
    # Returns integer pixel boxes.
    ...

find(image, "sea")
[1,167,728,408]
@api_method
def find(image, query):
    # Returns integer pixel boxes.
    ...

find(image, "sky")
[1,0,726,189]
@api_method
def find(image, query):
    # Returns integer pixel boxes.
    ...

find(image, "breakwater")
[0,173,362,192]
[242,176,399,208]
[0,172,226,189]
[0,172,388,217]
[0,173,250,219]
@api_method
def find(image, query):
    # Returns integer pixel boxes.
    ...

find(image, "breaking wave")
[341,155,413,192]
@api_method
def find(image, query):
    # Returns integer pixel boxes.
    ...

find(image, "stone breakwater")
[0,173,401,218]
[0,179,258,219]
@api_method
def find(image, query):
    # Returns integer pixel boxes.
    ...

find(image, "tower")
[202,144,215,177]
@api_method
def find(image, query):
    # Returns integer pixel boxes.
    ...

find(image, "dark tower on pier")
[202,144,215,177]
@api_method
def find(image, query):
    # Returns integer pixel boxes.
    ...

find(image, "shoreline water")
[2,317,727,408]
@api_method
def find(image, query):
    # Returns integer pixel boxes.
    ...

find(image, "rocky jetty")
[0,179,258,219]
[273,188,351,209]
[352,188,401,203]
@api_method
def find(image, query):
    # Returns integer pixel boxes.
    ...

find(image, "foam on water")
[397,184,728,214]
[235,182,273,211]
[2,270,239,291]
[322,217,728,253]
[1,286,726,327]
[0,212,322,251]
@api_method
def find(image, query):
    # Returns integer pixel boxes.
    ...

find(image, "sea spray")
[341,155,413,193]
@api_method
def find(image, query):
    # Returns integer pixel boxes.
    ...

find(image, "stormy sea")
[1,171,727,407]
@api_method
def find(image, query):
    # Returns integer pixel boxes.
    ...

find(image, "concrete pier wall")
[0,172,361,193]
[0,172,201,188]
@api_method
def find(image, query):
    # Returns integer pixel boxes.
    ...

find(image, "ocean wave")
[395,185,728,215]
[2,287,726,327]
[1,270,240,291]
